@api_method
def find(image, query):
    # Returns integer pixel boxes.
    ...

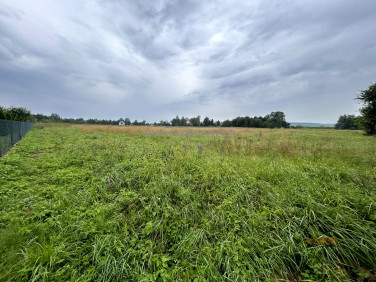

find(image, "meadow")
[0,123,375,281]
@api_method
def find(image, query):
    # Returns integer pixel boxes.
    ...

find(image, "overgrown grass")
[0,124,375,281]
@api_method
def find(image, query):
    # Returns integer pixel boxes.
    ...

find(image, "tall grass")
[0,124,375,280]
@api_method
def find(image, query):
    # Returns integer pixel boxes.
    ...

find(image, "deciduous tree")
[357,82,376,135]
[335,115,358,130]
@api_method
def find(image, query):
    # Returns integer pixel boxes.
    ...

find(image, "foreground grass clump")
[0,124,375,281]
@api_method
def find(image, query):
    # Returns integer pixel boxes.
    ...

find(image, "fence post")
[9,120,14,146]
[19,121,22,139]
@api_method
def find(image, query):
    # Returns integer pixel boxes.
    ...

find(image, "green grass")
[0,123,375,281]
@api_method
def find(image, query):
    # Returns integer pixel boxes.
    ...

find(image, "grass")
[0,123,375,281]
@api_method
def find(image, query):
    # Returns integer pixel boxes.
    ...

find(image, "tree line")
[1,108,291,129]
[221,111,290,128]
[30,111,290,128]
[0,106,34,122]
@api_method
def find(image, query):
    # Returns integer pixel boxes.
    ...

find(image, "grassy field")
[0,123,375,281]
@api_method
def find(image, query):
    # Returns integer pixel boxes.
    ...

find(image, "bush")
[0,106,34,122]
[335,115,358,130]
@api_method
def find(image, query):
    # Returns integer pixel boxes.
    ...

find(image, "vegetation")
[0,124,375,281]
[334,115,358,130]
[222,111,290,128]
[0,107,5,120]
[356,82,376,135]
[0,106,34,122]
[31,111,290,129]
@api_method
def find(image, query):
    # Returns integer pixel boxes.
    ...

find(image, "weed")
[0,124,375,280]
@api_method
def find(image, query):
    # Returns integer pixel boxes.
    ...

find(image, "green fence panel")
[0,119,33,156]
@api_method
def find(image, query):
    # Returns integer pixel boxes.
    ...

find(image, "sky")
[0,0,376,123]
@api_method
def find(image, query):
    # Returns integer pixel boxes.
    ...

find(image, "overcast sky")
[1,0,375,123]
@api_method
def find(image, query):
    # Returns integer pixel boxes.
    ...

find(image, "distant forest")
[1,106,291,128]
[33,111,290,128]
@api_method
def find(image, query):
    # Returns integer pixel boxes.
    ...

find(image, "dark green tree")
[87,118,98,124]
[49,113,62,122]
[189,116,201,126]
[265,111,290,128]
[34,113,50,122]
[7,106,34,121]
[203,117,211,126]
[179,117,188,126]
[357,82,376,135]
[75,118,85,124]
[0,106,6,120]
[159,120,170,126]
[221,120,232,127]
[171,116,180,126]
[335,115,358,130]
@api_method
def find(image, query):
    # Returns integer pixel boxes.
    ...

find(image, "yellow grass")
[74,124,294,136]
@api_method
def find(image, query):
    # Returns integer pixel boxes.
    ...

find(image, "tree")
[357,82,376,135]
[190,116,201,126]
[0,106,6,120]
[87,118,98,124]
[265,111,290,128]
[7,106,34,121]
[49,113,62,122]
[159,120,170,126]
[179,116,187,126]
[219,112,289,128]
[75,118,85,124]
[0,106,34,121]
[171,116,180,126]
[335,115,358,130]
[34,113,50,122]
[203,117,210,126]
[221,120,232,127]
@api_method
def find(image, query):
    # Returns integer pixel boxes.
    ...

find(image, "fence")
[0,119,33,156]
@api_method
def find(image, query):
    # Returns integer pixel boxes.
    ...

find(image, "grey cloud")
[0,0,376,123]
[0,5,22,20]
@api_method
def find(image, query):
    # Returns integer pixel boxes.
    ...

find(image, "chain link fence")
[0,119,33,156]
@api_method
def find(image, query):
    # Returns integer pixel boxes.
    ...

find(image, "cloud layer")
[1,0,376,122]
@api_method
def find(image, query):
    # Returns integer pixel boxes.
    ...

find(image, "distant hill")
[289,122,335,127]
